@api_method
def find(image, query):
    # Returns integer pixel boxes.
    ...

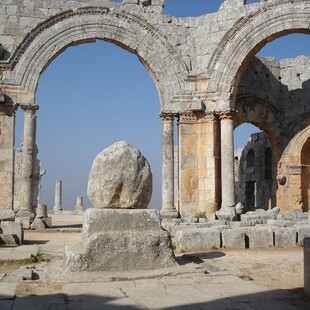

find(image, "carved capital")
[160,112,175,122]
[21,104,39,115]
[0,103,18,116]
[219,111,234,121]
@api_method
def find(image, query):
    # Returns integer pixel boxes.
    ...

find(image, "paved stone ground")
[0,214,309,309]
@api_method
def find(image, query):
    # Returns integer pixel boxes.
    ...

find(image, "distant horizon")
[13,1,310,211]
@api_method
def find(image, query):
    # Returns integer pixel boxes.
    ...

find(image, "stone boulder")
[87,141,152,209]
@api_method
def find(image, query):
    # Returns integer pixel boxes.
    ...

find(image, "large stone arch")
[0,7,188,109]
[207,1,310,110]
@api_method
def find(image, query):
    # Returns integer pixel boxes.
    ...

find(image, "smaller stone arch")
[206,1,310,110]
[277,125,310,213]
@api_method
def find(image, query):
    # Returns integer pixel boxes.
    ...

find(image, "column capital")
[21,104,39,114]
[219,110,235,121]
[159,112,176,122]
[0,103,18,116]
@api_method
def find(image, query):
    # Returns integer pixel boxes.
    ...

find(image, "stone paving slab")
[0,282,17,300]
[0,245,38,261]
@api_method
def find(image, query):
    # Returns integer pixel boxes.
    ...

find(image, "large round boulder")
[87,141,152,209]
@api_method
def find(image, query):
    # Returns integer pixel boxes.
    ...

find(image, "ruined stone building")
[0,0,309,225]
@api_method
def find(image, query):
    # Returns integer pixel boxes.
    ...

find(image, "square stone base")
[64,208,177,271]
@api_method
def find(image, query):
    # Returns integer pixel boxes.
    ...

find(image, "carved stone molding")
[178,111,198,124]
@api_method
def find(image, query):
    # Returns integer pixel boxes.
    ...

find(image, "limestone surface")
[64,209,177,271]
[87,141,152,209]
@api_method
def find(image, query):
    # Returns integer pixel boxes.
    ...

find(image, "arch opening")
[234,123,275,212]
[15,40,162,212]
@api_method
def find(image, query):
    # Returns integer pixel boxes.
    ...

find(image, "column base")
[215,206,236,221]
[160,209,179,220]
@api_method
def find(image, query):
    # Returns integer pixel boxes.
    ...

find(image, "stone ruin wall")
[235,55,310,213]
[0,0,308,219]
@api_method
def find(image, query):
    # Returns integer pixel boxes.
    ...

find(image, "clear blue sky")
[15,0,310,211]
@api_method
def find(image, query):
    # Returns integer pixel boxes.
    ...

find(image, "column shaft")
[160,113,178,218]
[220,112,235,208]
[53,180,62,212]
[18,105,38,216]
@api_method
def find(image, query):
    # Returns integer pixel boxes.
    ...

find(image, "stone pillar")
[160,113,178,218]
[53,180,62,212]
[304,237,310,297]
[75,196,84,214]
[17,104,38,218]
[0,99,18,210]
[216,111,236,220]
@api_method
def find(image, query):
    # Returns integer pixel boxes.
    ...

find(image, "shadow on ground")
[0,288,309,309]
[177,251,226,265]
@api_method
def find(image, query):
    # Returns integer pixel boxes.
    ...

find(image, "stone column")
[75,196,84,214]
[160,113,178,218]
[0,100,18,210]
[53,180,62,212]
[216,111,236,220]
[17,104,38,218]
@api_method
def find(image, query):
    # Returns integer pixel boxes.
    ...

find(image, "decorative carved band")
[178,111,219,124]
[178,112,198,124]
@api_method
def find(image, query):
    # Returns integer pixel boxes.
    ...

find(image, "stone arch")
[234,95,282,160]
[1,7,188,109]
[207,1,310,110]
[277,124,310,212]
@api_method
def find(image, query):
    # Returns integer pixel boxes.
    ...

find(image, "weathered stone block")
[35,204,47,218]
[297,227,310,244]
[0,209,14,221]
[64,209,177,271]
[175,228,221,252]
[0,221,23,244]
[222,228,245,249]
[30,217,45,230]
[15,216,31,229]
[245,226,274,248]
[274,227,297,248]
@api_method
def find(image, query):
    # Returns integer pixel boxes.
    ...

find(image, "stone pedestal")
[64,209,177,271]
